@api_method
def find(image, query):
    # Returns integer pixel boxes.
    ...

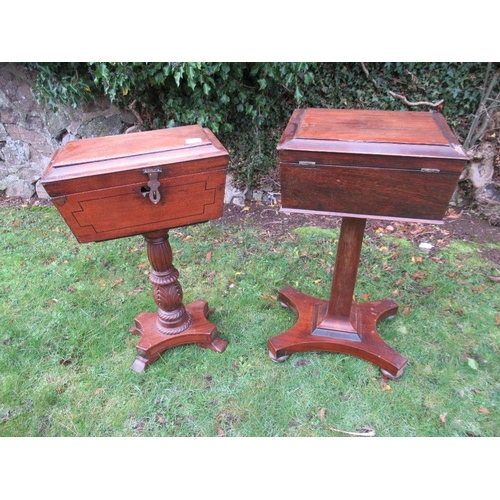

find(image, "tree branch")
[125,99,143,134]
[360,62,379,89]
[464,68,500,149]
[388,91,444,108]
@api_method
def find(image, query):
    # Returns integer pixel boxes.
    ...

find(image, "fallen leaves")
[402,306,411,316]
[216,409,238,436]
[377,376,392,391]
[467,358,479,370]
[261,293,277,301]
[443,306,467,316]
[111,278,125,288]
[411,271,426,280]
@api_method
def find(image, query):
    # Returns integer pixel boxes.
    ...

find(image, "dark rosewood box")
[41,125,229,243]
[278,108,468,223]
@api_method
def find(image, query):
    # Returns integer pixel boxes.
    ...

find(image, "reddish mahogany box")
[41,125,229,243]
[278,108,468,223]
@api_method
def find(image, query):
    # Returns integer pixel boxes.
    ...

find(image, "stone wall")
[0,63,131,200]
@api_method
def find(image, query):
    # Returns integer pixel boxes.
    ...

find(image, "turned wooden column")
[145,230,192,335]
[130,229,228,373]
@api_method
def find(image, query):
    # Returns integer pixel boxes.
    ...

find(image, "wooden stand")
[130,229,227,372]
[268,217,407,378]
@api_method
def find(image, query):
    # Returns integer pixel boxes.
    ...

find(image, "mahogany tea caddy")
[41,125,229,372]
[269,108,468,378]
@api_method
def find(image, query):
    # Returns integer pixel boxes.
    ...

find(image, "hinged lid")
[43,125,228,183]
[277,108,468,165]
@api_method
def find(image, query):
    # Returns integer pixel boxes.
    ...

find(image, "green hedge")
[27,62,496,188]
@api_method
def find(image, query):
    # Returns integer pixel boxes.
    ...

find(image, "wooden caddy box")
[41,125,229,372]
[269,108,468,378]
[42,125,228,243]
[279,108,467,224]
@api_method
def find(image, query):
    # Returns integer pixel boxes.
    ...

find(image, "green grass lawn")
[1,204,499,438]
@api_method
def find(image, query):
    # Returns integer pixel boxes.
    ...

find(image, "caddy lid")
[50,125,221,168]
[278,108,468,161]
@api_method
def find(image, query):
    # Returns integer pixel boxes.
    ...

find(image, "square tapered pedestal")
[268,109,468,378]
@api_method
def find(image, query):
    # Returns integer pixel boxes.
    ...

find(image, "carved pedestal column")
[130,229,227,372]
[146,231,192,335]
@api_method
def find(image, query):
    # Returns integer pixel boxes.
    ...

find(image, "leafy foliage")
[27,62,498,187]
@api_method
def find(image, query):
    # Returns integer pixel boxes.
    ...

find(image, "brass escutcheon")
[142,167,162,204]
